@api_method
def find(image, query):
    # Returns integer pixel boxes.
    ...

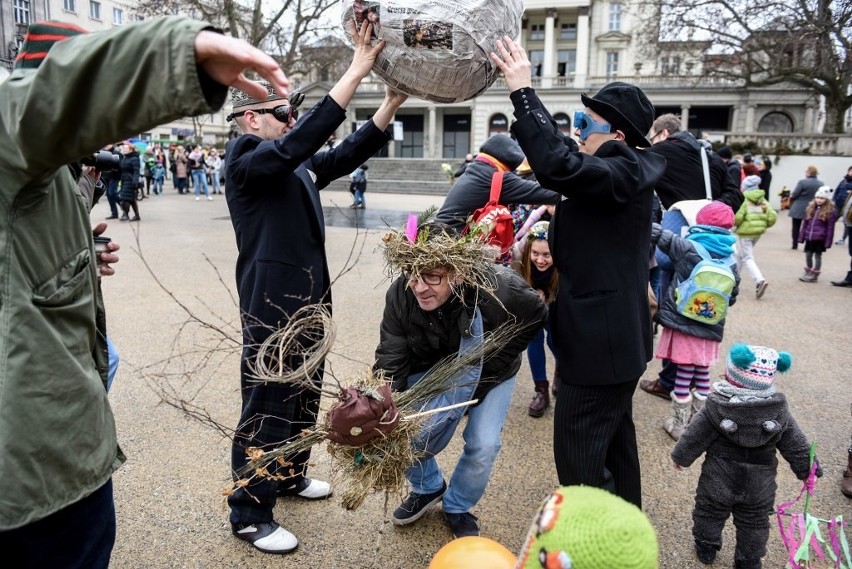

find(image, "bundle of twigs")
[379,215,499,298]
[233,317,527,510]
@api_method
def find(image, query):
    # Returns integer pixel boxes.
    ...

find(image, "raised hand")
[194,31,290,100]
[490,36,532,92]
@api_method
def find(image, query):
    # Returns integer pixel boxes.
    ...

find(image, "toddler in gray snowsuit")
[671,343,820,569]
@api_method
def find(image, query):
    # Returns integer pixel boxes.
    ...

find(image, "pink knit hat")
[696,201,734,229]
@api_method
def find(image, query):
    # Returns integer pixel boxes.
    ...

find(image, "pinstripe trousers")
[553,379,642,508]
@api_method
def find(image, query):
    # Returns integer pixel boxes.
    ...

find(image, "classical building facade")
[0,0,232,145]
[299,0,840,159]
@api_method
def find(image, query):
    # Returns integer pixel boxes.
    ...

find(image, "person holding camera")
[0,17,289,568]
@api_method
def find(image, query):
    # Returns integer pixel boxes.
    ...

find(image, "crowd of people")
[1,15,850,569]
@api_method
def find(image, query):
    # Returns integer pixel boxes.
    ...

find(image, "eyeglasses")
[573,111,612,141]
[226,104,299,123]
[405,271,446,286]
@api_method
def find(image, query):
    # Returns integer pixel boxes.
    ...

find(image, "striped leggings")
[673,363,710,399]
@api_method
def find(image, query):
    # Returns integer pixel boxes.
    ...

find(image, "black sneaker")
[232,521,298,554]
[391,481,447,526]
[445,511,480,538]
[695,540,717,565]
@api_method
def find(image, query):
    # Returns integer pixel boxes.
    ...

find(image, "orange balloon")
[429,536,518,569]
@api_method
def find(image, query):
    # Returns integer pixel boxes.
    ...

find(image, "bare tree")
[135,0,343,70]
[635,0,852,133]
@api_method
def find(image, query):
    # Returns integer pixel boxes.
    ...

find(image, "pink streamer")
[405,214,418,243]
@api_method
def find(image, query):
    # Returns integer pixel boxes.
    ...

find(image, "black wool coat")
[225,95,391,341]
[118,150,140,202]
[510,88,667,386]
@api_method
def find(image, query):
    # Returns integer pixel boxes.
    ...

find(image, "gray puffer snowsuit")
[671,390,816,565]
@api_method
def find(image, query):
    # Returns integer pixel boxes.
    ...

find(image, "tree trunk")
[823,98,849,134]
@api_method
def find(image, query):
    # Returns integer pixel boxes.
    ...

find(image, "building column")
[542,8,557,89]
[745,105,756,132]
[680,105,690,132]
[574,7,590,89]
[804,105,815,133]
[428,105,437,159]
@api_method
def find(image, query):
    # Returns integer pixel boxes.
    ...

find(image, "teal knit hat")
[517,486,659,569]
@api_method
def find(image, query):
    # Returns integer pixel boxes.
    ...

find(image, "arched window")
[553,112,572,134]
[757,111,794,133]
[489,113,509,136]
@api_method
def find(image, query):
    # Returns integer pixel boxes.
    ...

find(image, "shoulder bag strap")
[691,240,712,261]
[489,171,505,205]
[700,146,712,200]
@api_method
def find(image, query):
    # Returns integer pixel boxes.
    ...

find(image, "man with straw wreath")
[224,19,407,554]
[492,38,667,508]
[375,221,547,538]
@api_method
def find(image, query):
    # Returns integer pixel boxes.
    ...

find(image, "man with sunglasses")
[223,19,408,555]
[491,37,666,508]
[374,223,547,539]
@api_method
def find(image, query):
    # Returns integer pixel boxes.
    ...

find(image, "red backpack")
[468,171,515,254]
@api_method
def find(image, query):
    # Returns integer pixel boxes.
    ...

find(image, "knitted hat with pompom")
[516,485,659,569]
[725,343,792,390]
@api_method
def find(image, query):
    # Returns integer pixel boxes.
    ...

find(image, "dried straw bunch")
[245,303,339,398]
[379,219,500,298]
[232,315,528,510]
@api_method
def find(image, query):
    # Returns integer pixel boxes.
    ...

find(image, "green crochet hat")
[517,486,659,569]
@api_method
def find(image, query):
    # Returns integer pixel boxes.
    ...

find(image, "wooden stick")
[402,399,478,420]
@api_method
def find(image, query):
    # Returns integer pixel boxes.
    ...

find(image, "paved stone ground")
[97,189,851,568]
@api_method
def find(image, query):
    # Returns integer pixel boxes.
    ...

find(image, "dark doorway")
[443,114,471,159]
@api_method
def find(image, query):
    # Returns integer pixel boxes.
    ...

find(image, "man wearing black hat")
[223,20,408,554]
[0,16,289,569]
[492,37,666,507]
[435,133,561,229]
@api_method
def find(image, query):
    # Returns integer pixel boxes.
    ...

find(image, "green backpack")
[674,242,735,325]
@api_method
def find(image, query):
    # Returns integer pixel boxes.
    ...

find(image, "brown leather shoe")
[529,381,550,418]
[639,378,672,401]
[842,450,852,499]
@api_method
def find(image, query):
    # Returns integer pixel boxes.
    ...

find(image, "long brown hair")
[806,198,835,222]
[519,236,559,303]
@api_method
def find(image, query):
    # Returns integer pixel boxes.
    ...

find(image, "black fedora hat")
[580,81,655,148]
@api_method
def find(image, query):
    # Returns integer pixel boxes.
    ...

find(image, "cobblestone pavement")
[98,189,851,568]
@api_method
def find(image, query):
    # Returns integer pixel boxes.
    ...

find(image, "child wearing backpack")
[735,175,777,299]
[798,185,837,283]
[651,201,740,441]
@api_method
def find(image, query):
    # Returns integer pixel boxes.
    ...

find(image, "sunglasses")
[573,111,612,141]
[227,104,299,123]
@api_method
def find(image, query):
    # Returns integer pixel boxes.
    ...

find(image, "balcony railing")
[709,132,847,155]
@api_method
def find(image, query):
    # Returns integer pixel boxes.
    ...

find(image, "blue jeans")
[405,308,516,513]
[192,169,209,197]
[106,336,119,392]
[152,177,164,195]
[0,479,115,569]
[527,324,556,382]
[354,188,365,206]
[106,178,120,217]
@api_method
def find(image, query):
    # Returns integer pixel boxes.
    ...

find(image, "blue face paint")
[573,111,612,141]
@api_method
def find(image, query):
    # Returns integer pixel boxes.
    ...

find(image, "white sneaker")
[207,196,213,201]
[195,196,200,201]
[278,477,332,500]
[233,521,298,554]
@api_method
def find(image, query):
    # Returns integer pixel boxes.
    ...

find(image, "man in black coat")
[224,22,408,554]
[640,113,744,400]
[492,39,666,507]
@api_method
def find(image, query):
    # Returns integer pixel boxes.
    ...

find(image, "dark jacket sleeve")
[710,154,744,212]
[310,120,391,190]
[671,409,717,466]
[776,413,817,480]
[373,279,412,391]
